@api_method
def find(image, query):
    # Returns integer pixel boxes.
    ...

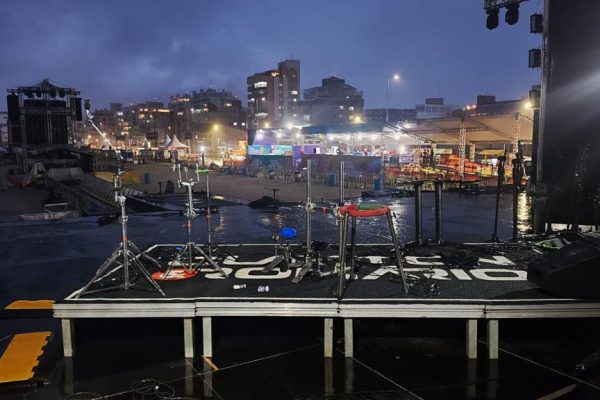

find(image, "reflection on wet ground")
[1,193,599,399]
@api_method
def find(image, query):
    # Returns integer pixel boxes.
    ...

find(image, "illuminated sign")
[247,145,293,156]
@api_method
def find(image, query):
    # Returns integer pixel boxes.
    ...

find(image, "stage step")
[0,332,51,384]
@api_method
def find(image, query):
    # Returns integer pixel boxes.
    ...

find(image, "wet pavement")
[1,193,600,399]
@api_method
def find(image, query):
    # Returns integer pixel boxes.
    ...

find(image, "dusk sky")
[1,0,542,110]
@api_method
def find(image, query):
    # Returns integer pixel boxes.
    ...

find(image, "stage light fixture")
[530,13,543,34]
[529,85,541,108]
[529,48,542,68]
[505,4,519,25]
[486,9,499,30]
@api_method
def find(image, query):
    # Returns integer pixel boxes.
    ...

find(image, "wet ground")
[1,193,600,399]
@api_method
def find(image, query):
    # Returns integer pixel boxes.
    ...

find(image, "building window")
[254,81,268,88]
[233,122,238,126]
[291,90,298,95]
[241,122,246,126]
[349,106,354,111]
[339,105,344,110]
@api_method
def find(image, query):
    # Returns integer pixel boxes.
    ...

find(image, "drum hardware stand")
[76,165,165,297]
[262,227,300,273]
[434,179,444,244]
[512,141,524,241]
[491,149,507,242]
[162,163,228,279]
[292,159,323,283]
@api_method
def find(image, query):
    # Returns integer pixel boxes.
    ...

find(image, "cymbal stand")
[292,159,320,283]
[163,163,228,279]
[76,168,165,297]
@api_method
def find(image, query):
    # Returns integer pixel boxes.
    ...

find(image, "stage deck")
[54,242,600,360]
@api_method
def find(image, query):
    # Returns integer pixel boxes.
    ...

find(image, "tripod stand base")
[162,242,228,280]
[76,242,165,298]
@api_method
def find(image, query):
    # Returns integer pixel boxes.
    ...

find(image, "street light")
[386,74,401,124]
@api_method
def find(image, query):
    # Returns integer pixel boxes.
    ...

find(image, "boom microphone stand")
[161,163,228,279]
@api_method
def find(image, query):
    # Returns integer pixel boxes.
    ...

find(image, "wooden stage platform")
[53,242,600,361]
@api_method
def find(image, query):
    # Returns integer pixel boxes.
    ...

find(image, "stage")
[53,242,600,361]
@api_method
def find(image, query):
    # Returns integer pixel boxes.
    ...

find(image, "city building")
[464,95,530,115]
[247,59,300,129]
[169,88,246,137]
[0,111,8,148]
[86,107,128,147]
[123,101,172,147]
[301,76,364,125]
[6,79,82,148]
[415,98,457,119]
[365,108,417,124]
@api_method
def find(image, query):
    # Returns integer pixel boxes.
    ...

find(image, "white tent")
[168,135,189,149]
[160,134,172,148]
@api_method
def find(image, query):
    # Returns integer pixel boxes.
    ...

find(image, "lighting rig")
[484,0,528,30]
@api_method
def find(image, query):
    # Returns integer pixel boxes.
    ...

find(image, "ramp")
[0,332,51,384]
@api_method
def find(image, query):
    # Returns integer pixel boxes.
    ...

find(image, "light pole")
[386,74,401,124]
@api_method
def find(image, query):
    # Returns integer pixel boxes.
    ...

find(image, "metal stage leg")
[324,358,334,396]
[467,319,478,359]
[345,358,354,394]
[185,360,194,396]
[386,211,408,293]
[203,360,214,398]
[184,318,195,359]
[344,318,353,358]
[324,318,333,358]
[203,317,213,358]
[64,357,74,396]
[487,319,499,360]
[61,319,74,358]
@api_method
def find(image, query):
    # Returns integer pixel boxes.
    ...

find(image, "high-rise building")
[247,59,300,129]
[301,76,364,125]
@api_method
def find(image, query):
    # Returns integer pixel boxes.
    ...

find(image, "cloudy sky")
[0,0,542,110]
